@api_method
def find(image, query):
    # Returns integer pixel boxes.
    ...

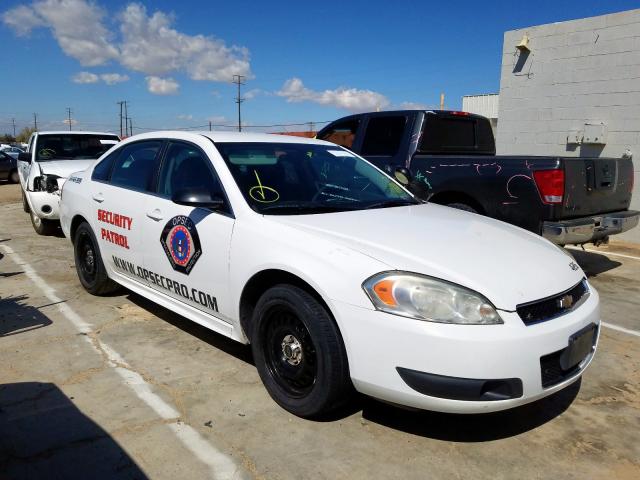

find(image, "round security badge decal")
[160,216,202,274]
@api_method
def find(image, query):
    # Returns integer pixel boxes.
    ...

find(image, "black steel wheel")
[263,305,318,398]
[251,284,353,418]
[73,222,119,295]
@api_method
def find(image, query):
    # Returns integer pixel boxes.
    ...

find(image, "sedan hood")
[270,204,584,310]
[38,159,95,179]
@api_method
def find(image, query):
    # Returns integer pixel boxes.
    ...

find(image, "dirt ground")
[1,180,639,479]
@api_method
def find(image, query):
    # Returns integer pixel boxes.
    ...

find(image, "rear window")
[419,114,495,155]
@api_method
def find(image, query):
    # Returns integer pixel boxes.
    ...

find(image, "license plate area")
[540,323,598,388]
[560,323,597,370]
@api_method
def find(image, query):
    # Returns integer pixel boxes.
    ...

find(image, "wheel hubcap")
[281,334,303,366]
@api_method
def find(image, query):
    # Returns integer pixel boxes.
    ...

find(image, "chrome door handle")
[146,209,163,221]
[92,193,104,203]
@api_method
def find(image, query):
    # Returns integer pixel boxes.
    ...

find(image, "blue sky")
[1,0,638,136]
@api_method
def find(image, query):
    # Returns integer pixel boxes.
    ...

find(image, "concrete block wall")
[496,9,640,243]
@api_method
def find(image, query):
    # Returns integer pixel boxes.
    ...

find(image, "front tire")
[251,285,353,418]
[73,222,119,295]
[30,209,58,235]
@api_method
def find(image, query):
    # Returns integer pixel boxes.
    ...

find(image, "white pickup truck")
[18,131,119,234]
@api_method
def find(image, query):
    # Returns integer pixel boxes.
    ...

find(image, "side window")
[92,150,119,182]
[318,119,360,149]
[110,141,162,192]
[361,116,407,156]
[157,141,225,200]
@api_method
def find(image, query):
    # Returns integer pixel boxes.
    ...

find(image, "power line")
[232,75,245,132]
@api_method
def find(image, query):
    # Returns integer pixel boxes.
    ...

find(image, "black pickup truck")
[316,110,639,245]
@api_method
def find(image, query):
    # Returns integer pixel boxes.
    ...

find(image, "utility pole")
[307,121,315,134]
[128,117,133,137]
[66,107,73,131]
[123,101,129,137]
[232,75,245,132]
[33,113,38,131]
[439,93,445,110]
[11,118,16,137]
[117,101,125,137]
[209,120,212,131]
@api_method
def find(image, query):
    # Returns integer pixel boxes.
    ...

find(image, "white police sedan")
[60,131,600,418]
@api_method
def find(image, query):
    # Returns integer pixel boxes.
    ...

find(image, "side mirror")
[394,167,412,186]
[172,188,225,210]
[18,152,31,163]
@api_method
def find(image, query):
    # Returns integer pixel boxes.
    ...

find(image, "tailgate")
[560,156,634,218]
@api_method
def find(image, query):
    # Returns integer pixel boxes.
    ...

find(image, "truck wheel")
[73,222,119,295]
[446,202,478,214]
[251,284,353,418]
[9,169,19,184]
[30,210,58,235]
[21,189,30,213]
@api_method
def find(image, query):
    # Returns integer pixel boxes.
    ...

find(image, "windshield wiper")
[363,200,419,210]
[258,202,357,214]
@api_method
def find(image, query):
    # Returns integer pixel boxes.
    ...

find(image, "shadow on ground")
[361,378,581,441]
[126,292,254,365]
[0,382,148,479]
[567,249,621,277]
[0,294,53,337]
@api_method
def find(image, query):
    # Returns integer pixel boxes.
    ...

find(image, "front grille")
[517,279,588,326]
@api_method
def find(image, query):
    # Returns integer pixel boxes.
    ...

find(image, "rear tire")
[251,284,353,418]
[73,222,119,295]
[446,202,478,214]
[9,169,19,184]
[30,209,58,235]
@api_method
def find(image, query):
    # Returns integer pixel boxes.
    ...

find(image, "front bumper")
[26,190,61,220]
[331,284,600,413]
[542,210,639,245]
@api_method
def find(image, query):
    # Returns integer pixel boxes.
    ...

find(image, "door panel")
[92,140,163,285]
[142,141,234,325]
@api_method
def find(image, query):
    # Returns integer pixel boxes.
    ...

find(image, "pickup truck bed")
[317,110,638,245]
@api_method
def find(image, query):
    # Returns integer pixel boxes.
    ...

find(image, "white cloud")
[72,71,99,84]
[100,73,129,85]
[2,1,252,85]
[177,114,193,121]
[8,0,119,66]
[118,3,252,82]
[2,4,45,36]
[146,76,179,95]
[277,78,389,112]
[72,71,129,85]
[244,88,263,100]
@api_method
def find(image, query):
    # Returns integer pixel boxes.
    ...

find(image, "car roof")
[35,131,119,136]
[126,130,334,146]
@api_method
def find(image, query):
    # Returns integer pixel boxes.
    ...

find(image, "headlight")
[362,272,503,325]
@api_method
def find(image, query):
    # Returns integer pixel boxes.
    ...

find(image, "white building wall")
[496,9,640,243]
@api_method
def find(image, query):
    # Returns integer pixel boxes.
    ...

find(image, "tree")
[0,134,15,143]
[16,127,36,144]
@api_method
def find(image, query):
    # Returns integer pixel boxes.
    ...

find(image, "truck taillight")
[533,169,564,204]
